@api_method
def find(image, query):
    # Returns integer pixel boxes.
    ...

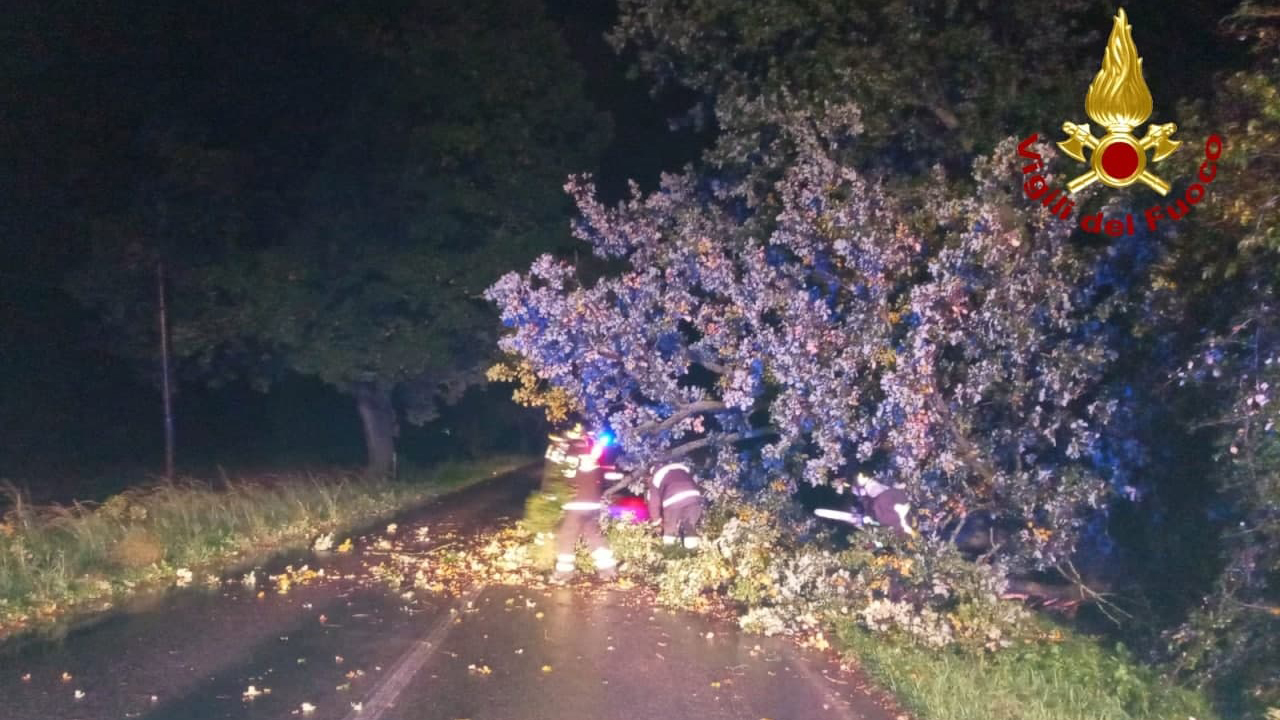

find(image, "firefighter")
[552,434,618,582]
[852,473,915,537]
[647,462,704,549]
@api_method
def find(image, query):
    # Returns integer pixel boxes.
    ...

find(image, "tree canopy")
[72,0,610,473]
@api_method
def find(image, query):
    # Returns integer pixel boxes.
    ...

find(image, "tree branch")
[633,400,727,436]
[688,348,729,374]
[600,427,778,498]
[665,426,776,459]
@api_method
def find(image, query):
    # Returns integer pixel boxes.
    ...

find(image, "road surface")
[0,466,898,720]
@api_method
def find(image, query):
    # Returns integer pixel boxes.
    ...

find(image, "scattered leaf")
[300,701,317,714]
[541,665,553,673]
[74,689,85,700]
[337,538,353,553]
[60,672,72,683]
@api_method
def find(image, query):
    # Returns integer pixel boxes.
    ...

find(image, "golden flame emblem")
[1058,9,1180,195]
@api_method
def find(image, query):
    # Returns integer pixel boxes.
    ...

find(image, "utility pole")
[157,261,175,478]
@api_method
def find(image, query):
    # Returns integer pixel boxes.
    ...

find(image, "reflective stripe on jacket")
[648,463,699,519]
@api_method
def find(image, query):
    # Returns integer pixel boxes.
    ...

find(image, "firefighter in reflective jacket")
[647,463,704,549]
[553,436,618,581]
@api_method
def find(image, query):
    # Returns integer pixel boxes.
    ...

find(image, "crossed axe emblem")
[1057,121,1181,195]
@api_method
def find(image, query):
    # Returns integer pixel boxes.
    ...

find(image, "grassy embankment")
[831,617,1220,720]
[0,455,534,637]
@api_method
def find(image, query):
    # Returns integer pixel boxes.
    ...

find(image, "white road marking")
[342,584,485,720]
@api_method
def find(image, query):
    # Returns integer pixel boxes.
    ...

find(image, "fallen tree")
[488,107,1145,574]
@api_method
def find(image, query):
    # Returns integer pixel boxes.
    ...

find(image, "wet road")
[0,466,897,720]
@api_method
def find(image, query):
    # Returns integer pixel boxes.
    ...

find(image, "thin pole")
[157,261,175,478]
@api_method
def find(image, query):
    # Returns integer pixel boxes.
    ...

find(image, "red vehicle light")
[609,495,649,524]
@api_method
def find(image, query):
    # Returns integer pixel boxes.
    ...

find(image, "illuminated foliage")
[489,109,1138,570]
[486,358,579,424]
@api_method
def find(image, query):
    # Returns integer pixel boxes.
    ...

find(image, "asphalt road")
[0,466,897,720]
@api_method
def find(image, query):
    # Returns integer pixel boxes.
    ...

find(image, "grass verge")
[831,616,1219,720]
[0,455,534,638]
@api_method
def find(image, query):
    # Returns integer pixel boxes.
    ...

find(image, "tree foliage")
[609,0,1108,176]
[1156,10,1280,707]
[489,108,1140,570]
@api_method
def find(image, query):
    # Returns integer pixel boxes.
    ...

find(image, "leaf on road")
[312,533,335,552]
[337,538,353,553]
[541,665,553,673]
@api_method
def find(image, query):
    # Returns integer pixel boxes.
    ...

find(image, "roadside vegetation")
[0,456,533,638]
[832,620,1216,720]
[598,491,1219,720]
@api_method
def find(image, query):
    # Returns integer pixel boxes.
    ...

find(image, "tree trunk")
[355,383,397,477]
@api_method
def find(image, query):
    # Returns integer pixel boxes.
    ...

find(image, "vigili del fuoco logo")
[1017,8,1223,237]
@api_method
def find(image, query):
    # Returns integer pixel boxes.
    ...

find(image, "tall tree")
[74,0,609,474]
[1151,3,1280,709]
